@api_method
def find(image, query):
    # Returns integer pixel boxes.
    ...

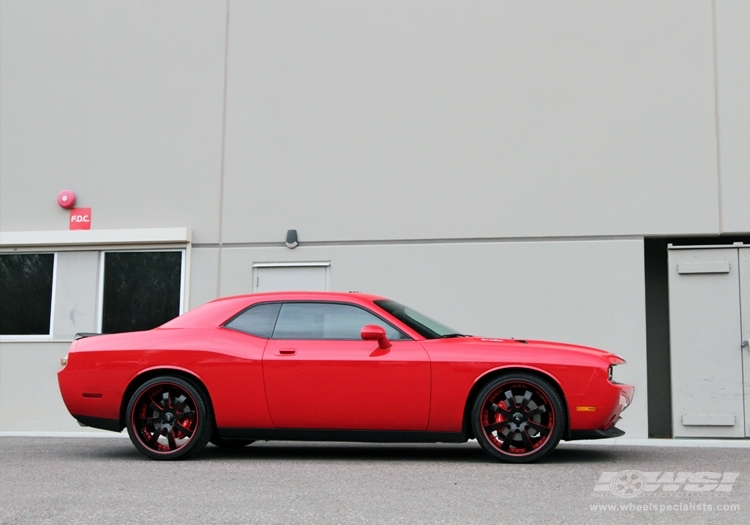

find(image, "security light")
[285,229,298,249]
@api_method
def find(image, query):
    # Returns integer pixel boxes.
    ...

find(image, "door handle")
[742,341,749,351]
[275,348,297,356]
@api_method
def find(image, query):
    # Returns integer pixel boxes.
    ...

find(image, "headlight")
[60,354,68,368]
[608,362,624,383]
[607,355,626,383]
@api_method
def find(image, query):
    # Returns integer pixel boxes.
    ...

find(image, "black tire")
[126,375,213,460]
[210,436,255,448]
[471,372,565,463]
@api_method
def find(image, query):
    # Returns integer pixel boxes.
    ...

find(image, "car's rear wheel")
[126,376,213,460]
[472,372,565,463]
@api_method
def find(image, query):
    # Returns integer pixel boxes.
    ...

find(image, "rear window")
[224,303,281,338]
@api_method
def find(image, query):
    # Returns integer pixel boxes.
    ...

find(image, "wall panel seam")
[712,0,724,233]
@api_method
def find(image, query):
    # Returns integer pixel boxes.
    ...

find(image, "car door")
[262,302,431,430]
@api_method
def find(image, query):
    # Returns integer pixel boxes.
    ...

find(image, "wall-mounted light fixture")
[285,229,299,249]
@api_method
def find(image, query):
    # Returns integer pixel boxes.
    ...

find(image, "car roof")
[161,291,389,329]
[209,291,387,303]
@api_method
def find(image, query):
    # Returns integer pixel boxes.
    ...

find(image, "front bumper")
[565,379,634,441]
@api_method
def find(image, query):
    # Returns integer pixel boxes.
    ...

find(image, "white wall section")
[715,1,750,233]
[0,2,227,243]
[223,1,719,243]
[220,237,648,438]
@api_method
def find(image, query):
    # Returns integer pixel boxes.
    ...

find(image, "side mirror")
[360,324,392,349]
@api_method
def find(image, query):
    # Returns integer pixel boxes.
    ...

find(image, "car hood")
[457,337,622,361]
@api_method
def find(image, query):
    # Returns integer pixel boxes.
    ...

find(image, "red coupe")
[58,292,634,462]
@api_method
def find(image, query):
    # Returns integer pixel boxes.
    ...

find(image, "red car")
[58,292,634,463]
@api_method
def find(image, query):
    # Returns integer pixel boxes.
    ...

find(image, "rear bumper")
[59,367,123,431]
[72,415,123,433]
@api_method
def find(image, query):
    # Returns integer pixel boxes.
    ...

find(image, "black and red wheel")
[472,372,565,463]
[126,376,213,460]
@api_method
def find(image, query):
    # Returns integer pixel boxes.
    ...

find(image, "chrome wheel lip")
[131,381,200,456]
[479,380,555,457]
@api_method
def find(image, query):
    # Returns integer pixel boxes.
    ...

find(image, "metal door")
[668,246,745,438]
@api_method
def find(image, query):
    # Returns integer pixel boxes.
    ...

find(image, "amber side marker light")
[576,406,597,412]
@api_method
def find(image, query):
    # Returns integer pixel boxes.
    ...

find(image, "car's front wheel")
[126,376,213,460]
[471,372,565,463]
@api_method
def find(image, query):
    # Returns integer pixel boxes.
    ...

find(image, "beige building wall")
[217,238,648,438]
[0,343,81,432]
[715,0,750,233]
[3,1,747,243]
[222,1,721,243]
[2,1,750,438]
[0,2,227,244]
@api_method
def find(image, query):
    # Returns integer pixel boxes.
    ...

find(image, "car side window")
[225,303,281,338]
[272,302,408,340]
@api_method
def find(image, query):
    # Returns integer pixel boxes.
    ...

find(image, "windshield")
[373,299,463,339]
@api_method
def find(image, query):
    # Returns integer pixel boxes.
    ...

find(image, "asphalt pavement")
[1,437,748,524]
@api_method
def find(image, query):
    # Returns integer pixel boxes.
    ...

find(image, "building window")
[101,251,183,333]
[0,253,55,335]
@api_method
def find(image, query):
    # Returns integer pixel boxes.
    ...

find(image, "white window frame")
[0,252,58,342]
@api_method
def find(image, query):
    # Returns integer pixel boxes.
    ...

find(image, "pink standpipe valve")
[57,190,76,209]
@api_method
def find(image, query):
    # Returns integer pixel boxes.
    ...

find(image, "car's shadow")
[91,441,624,464]
[199,442,491,463]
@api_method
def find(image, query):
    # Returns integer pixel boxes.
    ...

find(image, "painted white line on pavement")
[0,431,129,438]
[562,438,750,448]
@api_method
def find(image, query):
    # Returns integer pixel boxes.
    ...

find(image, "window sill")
[0,336,71,344]
[0,228,191,250]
